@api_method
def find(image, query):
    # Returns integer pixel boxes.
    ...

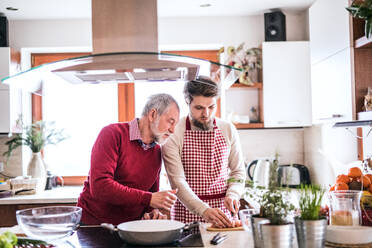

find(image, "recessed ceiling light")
[200,3,211,8]
[6,7,18,11]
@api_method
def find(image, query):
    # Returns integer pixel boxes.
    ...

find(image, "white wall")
[9,11,308,50]
[304,124,358,186]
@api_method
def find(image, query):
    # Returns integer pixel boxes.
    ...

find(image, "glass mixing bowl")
[16,206,82,241]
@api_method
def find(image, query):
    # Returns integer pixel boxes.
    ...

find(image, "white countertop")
[0,186,83,205]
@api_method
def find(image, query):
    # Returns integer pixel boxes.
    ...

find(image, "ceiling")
[0,0,315,20]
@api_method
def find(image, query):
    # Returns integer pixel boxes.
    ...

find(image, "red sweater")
[77,123,161,225]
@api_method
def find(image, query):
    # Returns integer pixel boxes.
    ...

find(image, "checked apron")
[172,116,232,223]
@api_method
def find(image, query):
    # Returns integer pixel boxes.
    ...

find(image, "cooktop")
[65,225,204,248]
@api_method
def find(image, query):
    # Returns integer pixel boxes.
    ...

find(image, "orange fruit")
[365,174,372,183]
[336,174,351,184]
[335,182,349,191]
[361,175,371,188]
[348,167,363,179]
[329,185,336,191]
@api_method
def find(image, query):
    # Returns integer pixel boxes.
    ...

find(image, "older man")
[163,77,246,228]
[77,93,180,225]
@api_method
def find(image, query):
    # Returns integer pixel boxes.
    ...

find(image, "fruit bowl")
[16,206,82,241]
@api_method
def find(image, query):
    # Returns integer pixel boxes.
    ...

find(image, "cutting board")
[206,225,243,232]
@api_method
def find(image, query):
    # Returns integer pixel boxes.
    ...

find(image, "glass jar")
[329,190,362,226]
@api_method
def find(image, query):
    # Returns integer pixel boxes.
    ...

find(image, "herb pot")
[250,215,269,248]
[294,217,327,248]
[260,223,294,248]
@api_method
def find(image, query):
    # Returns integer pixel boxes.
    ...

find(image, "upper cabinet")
[309,0,354,123]
[311,47,353,123]
[310,0,372,121]
[0,47,22,133]
[309,0,351,65]
[262,41,312,128]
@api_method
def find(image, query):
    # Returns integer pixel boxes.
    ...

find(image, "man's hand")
[143,209,167,220]
[150,189,177,211]
[202,208,232,228]
[224,197,240,216]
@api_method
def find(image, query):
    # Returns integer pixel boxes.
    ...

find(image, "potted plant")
[295,184,327,248]
[245,154,296,248]
[3,120,67,192]
[219,43,262,86]
[346,0,372,39]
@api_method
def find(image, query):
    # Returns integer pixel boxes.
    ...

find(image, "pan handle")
[183,221,199,231]
[101,223,118,232]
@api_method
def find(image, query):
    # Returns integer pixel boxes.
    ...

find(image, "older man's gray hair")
[142,93,179,117]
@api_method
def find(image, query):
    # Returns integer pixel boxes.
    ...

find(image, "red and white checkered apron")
[172,116,231,223]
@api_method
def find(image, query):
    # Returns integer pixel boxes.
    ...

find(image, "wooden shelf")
[233,122,264,129]
[230,82,262,89]
[355,36,372,49]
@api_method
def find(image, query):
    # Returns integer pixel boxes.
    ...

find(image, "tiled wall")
[238,128,305,167]
[0,135,24,177]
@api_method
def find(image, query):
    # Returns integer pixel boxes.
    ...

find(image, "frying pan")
[101,219,199,245]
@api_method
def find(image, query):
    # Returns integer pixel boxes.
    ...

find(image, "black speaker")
[0,16,9,47]
[264,11,286,41]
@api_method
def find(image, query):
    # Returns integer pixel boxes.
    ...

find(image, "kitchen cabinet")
[310,0,372,121]
[311,48,353,123]
[262,41,312,128]
[308,0,351,65]
[0,47,22,133]
[309,0,354,124]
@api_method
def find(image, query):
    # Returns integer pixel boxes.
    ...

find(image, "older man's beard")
[150,117,171,144]
[190,114,214,131]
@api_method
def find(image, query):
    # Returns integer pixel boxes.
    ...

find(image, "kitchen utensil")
[247,159,271,187]
[210,233,228,245]
[206,225,243,231]
[101,220,198,246]
[328,190,362,226]
[277,164,311,188]
[16,206,82,241]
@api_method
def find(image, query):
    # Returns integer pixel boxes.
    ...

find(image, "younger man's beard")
[191,116,213,131]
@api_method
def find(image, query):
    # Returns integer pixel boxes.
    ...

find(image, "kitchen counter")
[0,186,83,205]
[0,224,342,248]
[0,224,253,248]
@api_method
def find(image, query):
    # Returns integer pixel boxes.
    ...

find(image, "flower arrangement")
[3,120,68,161]
[219,43,262,86]
[298,184,326,220]
[346,0,372,38]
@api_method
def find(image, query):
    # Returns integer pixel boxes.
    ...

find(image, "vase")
[27,152,47,193]
[250,215,270,248]
[294,217,327,248]
[260,223,295,248]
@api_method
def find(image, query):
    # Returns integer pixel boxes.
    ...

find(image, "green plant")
[245,187,295,225]
[346,0,372,38]
[298,184,326,220]
[245,152,295,225]
[3,120,68,160]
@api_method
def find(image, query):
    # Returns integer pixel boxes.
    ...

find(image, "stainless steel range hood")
[0,0,243,94]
